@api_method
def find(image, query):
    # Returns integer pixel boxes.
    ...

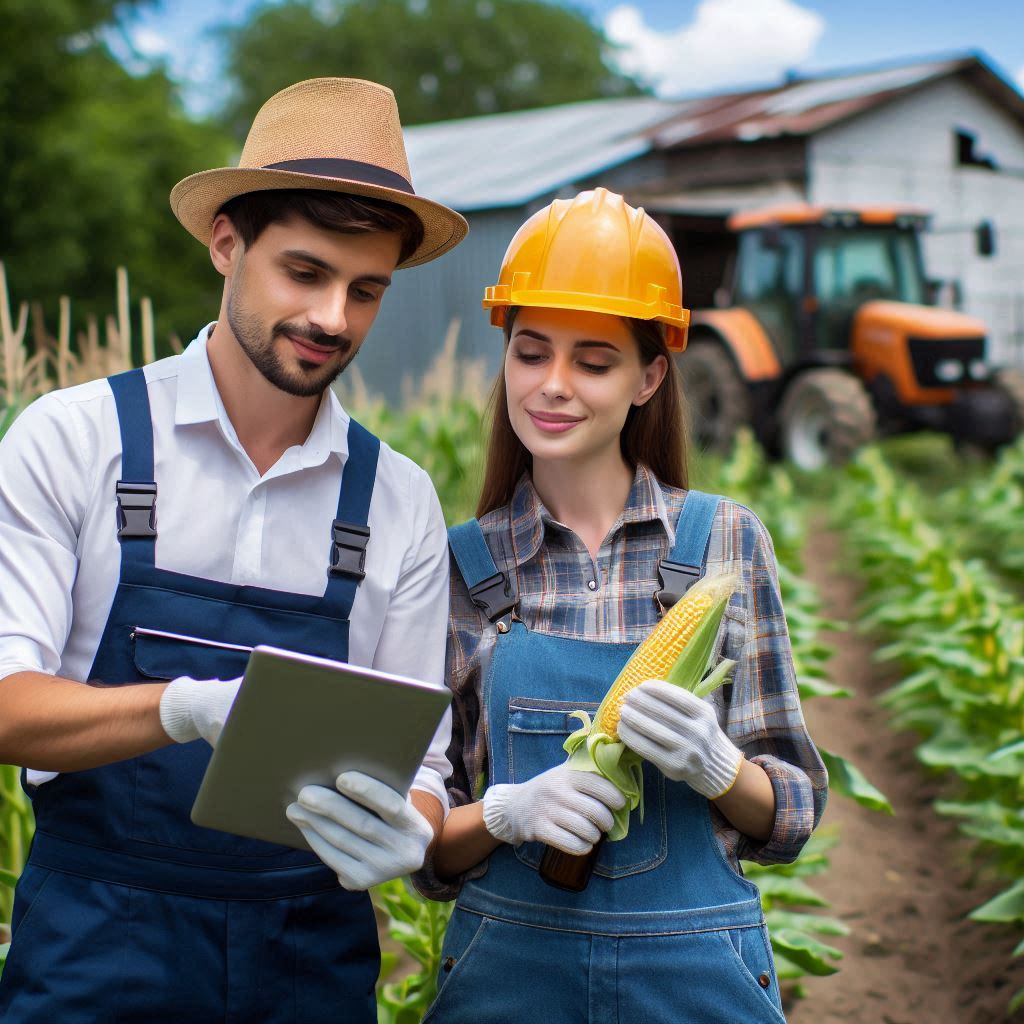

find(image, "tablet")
[190,644,452,851]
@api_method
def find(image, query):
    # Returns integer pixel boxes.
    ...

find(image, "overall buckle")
[329,521,370,580]
[655,559,701,610]
[469,571,517,629]
[116,481,157,538]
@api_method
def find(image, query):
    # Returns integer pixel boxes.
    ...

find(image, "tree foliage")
[0,0,233,345]
[221,0,647,135]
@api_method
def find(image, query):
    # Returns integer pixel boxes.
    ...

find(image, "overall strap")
[108,369,158,572]
[448,519,516,630]
[323,417,380,620]
[656,490,723,608]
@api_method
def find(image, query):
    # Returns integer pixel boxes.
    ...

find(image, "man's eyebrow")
[280,250,391,287]
[282,249,335,272]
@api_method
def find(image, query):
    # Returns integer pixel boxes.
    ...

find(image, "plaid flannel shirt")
[415,464,827,901]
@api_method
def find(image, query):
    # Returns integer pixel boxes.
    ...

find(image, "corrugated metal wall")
[347,207,526,403]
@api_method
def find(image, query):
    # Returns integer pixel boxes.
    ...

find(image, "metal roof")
[404,96,682,212]
[405,54,1024,213]
[648,57,964,148]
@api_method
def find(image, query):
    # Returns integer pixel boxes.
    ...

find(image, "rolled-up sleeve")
[721,508,828,865]
[0,394,88,682]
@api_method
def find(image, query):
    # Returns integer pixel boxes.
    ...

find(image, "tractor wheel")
[676,340,751,454]
[778,369,876,471]
[994,367,1024,438]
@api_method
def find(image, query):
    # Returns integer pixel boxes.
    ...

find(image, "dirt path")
[785,525,1024,1024]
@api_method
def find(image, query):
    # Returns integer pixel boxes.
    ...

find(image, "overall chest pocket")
[132,627,253,682]
[506,698,668,879]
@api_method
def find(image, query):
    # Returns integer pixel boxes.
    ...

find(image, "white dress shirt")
[0,326,452,808]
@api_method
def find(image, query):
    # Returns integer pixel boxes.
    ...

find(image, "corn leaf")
[770,928,842,976]
[769,950,806,981]
[751,874,830,908]
[766,910,849,937]
[819,748,893,815]
[1010,986,1024,1015]
[797,678,852,700]
[968,881,1024,924]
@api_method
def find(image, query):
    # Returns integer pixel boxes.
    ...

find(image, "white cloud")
[605,0,825,98]
[1016,65,1024,97]
[131,27,172,58]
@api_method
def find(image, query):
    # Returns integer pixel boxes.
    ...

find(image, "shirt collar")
[508,463,675,567]
[174,323,350,465]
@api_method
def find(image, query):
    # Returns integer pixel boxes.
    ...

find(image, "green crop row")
[834,445,1024,1014]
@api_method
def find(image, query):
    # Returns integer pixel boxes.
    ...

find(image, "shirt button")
[587,580,598,591]
[758,972,771,989]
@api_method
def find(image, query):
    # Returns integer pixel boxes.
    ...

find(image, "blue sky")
[122,0,1024,115]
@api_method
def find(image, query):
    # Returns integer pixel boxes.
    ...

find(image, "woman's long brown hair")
[476,309,690,518]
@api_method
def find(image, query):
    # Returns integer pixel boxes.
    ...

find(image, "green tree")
[221,0,647,136]
[0,1,233,348]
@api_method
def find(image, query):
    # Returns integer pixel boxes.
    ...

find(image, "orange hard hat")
[482,187,689,351]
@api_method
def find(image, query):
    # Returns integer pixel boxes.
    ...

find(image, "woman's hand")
[618,679,743,799]
[482,763,626,855]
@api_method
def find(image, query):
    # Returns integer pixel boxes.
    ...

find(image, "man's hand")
[618,679,743,799]
[285,771,434,890]
[481,762,625,855]
[158,677,242,746]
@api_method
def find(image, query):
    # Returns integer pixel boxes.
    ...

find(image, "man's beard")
[226,292,356,399]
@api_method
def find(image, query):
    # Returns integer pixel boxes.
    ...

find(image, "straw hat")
[170,78,467,268]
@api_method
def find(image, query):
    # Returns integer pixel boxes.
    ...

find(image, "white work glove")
[159,676,242,746]
[285,771,434,891]
[482,762,626,855]
[618,680,744,799]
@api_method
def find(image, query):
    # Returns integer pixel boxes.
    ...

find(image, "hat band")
[263,158,414,194]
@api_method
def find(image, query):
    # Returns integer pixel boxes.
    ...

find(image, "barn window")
[955,129,998,170]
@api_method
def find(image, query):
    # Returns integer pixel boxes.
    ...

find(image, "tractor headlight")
[968,359,988,380]
[935,359,965,382]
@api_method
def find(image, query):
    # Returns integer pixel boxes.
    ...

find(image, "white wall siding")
[808,77,1024,364]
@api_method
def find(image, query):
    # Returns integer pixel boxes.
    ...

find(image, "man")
[0,78,467,1022]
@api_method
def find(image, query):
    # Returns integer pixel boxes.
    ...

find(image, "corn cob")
[593,571,738,740]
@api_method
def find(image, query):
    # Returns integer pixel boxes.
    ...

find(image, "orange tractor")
[676,205,1024,469]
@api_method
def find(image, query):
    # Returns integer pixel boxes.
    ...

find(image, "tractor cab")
[727,205,931,359]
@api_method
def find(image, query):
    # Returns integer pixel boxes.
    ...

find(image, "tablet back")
[191,645,451,850]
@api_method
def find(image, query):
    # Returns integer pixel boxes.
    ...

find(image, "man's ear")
[209,214,242,277]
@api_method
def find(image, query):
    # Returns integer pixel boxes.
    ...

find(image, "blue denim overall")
[0,369,381,1023]
[429,491,786,1024]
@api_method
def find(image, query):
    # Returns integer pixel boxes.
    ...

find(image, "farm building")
[356,52,1024,402]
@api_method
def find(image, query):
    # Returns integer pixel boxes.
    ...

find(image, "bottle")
[539,836,606,892]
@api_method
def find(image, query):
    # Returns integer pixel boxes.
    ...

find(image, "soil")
[786,526,1024,1024]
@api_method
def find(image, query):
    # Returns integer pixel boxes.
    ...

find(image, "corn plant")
[372,880,454,1024]
[712,431,890,988]
[835,446,1024,1013]
[936,434,1024,586]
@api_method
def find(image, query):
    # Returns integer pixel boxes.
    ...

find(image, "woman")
[416,188,827,1024]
